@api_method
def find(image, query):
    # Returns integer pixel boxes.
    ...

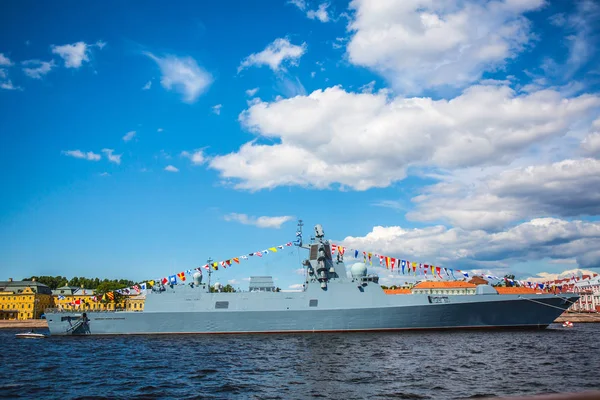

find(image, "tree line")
[22,275,136,293]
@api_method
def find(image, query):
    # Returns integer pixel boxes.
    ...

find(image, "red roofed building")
[495,287,542,295]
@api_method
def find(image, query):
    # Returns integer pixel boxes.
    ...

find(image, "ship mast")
[206,257,213,292]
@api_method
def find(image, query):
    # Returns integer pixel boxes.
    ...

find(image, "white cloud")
[181,149,205,165]
[51,42,92,68]
[22,59,55,79]
[0,53,13,66]
[246,87,259,97]
[223,213,294,229]
[238,38,307,72]
[549,13,567,27]
[359,80,376,93]
[289,0,306,10]
[563,1,599,78]
[307,3,330,22]
[164,165,179,172]
[581,117,600,157]
[581,133,600,157]
[95,40,107,50]
[62,150,101,161]
[209,85,600,191]
[212,104,222,115]
[346,0,545,92]
[101,149,122,165]
[99,172,110,177]
[0,80,21,91]
[524,268,597,282]
[291,0,331,22]
[145,52,212,103]
[0,54,16,88]
[142,81,152,90]
[408,158,600,230]
[228,279,240,285]
[158,150,172,160]
[340,218,600,271]
[548,259,578,265]
[123,131,136,142]
[157,128,164,132]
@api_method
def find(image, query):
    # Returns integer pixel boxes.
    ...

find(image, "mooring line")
[518,296,600,321]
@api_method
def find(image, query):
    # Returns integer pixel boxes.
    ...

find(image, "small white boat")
[15,331,47,339]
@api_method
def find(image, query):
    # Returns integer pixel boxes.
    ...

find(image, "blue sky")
[1,0,600,290]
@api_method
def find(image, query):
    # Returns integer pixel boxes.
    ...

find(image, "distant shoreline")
[0,320,48,329]
[554,313,600,323]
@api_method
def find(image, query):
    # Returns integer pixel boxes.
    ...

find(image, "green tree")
[23,276,68,290]
[222,284,236,293]
[23,275,135,291]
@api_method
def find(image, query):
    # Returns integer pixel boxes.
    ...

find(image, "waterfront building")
[570,275,600,312]
[495,287,542,294]
[53,285,101,311]
[249,276,276,292]
[383,288,412,294]
[0,279,54,320]
[52,286,138,311]
[411,281,477,295]
[125,295,145,311]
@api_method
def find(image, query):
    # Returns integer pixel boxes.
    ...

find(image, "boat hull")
[46,293,576,336]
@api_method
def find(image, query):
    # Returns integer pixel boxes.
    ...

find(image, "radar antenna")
[295,219,304,247]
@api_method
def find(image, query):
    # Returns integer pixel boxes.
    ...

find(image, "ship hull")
[46,293,576,336]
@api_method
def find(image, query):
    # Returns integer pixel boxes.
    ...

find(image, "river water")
[1,324,599,399]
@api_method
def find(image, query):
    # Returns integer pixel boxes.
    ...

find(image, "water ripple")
[1,324,600,399]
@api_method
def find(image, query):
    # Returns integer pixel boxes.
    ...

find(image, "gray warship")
[45,223,578,335]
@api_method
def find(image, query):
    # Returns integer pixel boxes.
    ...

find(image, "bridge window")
[309,299,318,307]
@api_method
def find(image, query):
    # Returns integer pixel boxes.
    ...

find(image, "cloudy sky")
[1,0,599,289]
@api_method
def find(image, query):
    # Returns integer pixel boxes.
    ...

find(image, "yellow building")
[125,295,145,312]
[0,279,54,320]
[52,285,144,311]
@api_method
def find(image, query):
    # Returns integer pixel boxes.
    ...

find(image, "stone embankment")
[554,313,600,323]
[0,320,48,329]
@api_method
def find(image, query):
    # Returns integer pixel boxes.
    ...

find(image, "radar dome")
[350,263,367,278]
[193,272,203,285]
